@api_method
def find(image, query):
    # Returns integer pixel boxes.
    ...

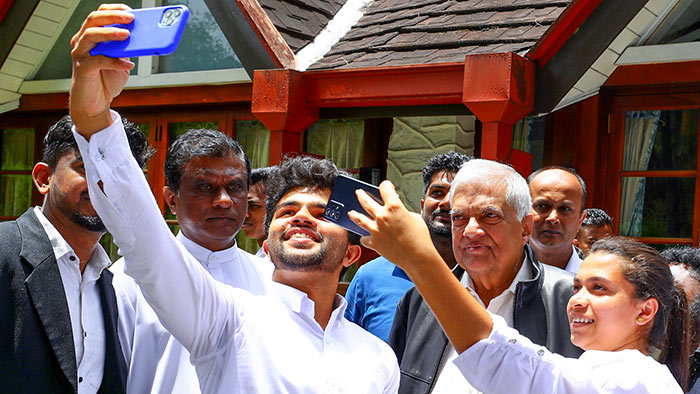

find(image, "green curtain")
[305,119,364,169]
[235,120,271,254]
[1,129,35,217]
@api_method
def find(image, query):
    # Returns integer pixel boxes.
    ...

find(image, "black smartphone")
[324,174,383,236]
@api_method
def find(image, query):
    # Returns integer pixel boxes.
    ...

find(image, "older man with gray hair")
[389,159,582,394]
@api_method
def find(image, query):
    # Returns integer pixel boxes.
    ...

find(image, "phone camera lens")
[164,9,173,18]
[173,9,182,17]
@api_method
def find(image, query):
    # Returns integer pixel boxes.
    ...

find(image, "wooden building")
[1,0,699,253]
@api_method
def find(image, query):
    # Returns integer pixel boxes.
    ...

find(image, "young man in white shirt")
[68,5,399,393]
[111,129,272,393]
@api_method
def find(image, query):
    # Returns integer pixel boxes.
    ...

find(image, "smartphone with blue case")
[90,5,190,58]
[324,174,384,237]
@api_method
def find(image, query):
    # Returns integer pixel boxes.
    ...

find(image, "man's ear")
[577,209,587,229]
[341,244,362,268]
[521,213,533,243]
[573,238,580,248]
[163,186,177,215]
[262,239,269,255]
[32,162,52,196]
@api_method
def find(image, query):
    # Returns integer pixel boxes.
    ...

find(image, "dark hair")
[264,155,359,245]
[422,151,471,195]
[582,208,613,228]
[43,115,154,168]
[528,166,587,209]
[251,167,275,188]
[663,247,700,274]
[164,129,251,193]
[592,237,690,390]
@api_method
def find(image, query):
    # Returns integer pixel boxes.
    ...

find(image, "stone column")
[387,116,475,212]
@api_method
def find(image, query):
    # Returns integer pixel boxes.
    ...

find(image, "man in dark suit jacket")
[0,115,152,393]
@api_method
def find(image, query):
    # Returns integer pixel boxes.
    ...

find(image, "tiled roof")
[259,0,346,52]
[309,0,572,70]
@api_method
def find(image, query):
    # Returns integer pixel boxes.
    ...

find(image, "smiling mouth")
[282,227,321,243]
[571,317,594,324]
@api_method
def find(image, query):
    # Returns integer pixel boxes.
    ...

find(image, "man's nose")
[545,209,559,224]
[463,217,482,236]
[291,206,314,226]
[213,188,232,208]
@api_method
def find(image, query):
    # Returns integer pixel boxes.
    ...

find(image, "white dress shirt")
[34,206,110,394]
[454,314,683,394]
[111,231,272,394]
[73,113,399,394]
[565,245,583,273]
[432,257,531,394]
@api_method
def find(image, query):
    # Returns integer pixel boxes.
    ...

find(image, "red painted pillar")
[462,52,535,176]
[251,69,319,165]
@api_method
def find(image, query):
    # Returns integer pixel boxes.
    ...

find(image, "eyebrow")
[275,201,326,211]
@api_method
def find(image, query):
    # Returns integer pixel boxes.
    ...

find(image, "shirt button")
[83,331,87,338]
[537,349,545,357]
[79,377,83,383]
[508,338,517,344]
[69,256,76,261]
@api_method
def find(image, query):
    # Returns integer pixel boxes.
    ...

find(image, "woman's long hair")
[591,237,690,391]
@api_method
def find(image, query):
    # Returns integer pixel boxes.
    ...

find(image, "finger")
[97,3,133,11]
[355,189,380,218]
[347,209,376,234]
[72,26,130,56]
[378,180,403,207]
[71,10,133,47]
[72,55,134,75]
[359,235,374,251]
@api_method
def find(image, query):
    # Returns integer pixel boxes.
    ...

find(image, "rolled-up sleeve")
[73,113,239,359]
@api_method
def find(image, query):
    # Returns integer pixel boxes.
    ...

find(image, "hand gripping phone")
[324,174,383,237]
[90,5,190,58]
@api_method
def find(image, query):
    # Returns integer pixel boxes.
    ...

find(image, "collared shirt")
[454,314,683,394]
[112,232,272,394]
[344,256,414,342]
[34,206,110,394]
[432,256,531,394]
[74,113,399,394]
[565,244,583,273]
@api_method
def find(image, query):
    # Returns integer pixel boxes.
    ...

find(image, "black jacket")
[388,245,583,394]
[0,208,127,393]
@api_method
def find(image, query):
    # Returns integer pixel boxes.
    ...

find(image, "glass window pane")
[623,109,699,171]
[33,0,140,80]
[0,174,33,216]
[236,120,270,169]
[158,0,242,73]
[1,128,34,170]
[619,177,694,238]
[512,117,545,171]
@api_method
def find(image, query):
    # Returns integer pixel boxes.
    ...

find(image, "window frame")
[605,91,700,246]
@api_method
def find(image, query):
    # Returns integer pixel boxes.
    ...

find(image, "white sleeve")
[73,113,240,359]
[453,314,682,394]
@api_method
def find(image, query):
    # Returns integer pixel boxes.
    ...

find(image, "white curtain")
[619,111,661,236]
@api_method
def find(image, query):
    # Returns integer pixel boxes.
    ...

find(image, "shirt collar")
[565,244,583,273]
[33,206,111,274]
[176,231,240,268]
[269,281,348,326]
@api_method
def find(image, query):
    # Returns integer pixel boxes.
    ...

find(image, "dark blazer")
[0,208,127,393]
[389,245,583,394]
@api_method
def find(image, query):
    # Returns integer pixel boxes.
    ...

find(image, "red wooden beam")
[17,83,253,112]
[527,0,603,67]
[305,63,465,108]
[0,0,13,24]
[604,60,700,88]
[235,0,296,69]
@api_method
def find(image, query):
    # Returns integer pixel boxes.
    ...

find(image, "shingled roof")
[259,0,346,52]
[308,0,572,70]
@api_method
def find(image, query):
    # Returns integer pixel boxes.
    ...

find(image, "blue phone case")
[324,174,383,237]
[90,6,190,58]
